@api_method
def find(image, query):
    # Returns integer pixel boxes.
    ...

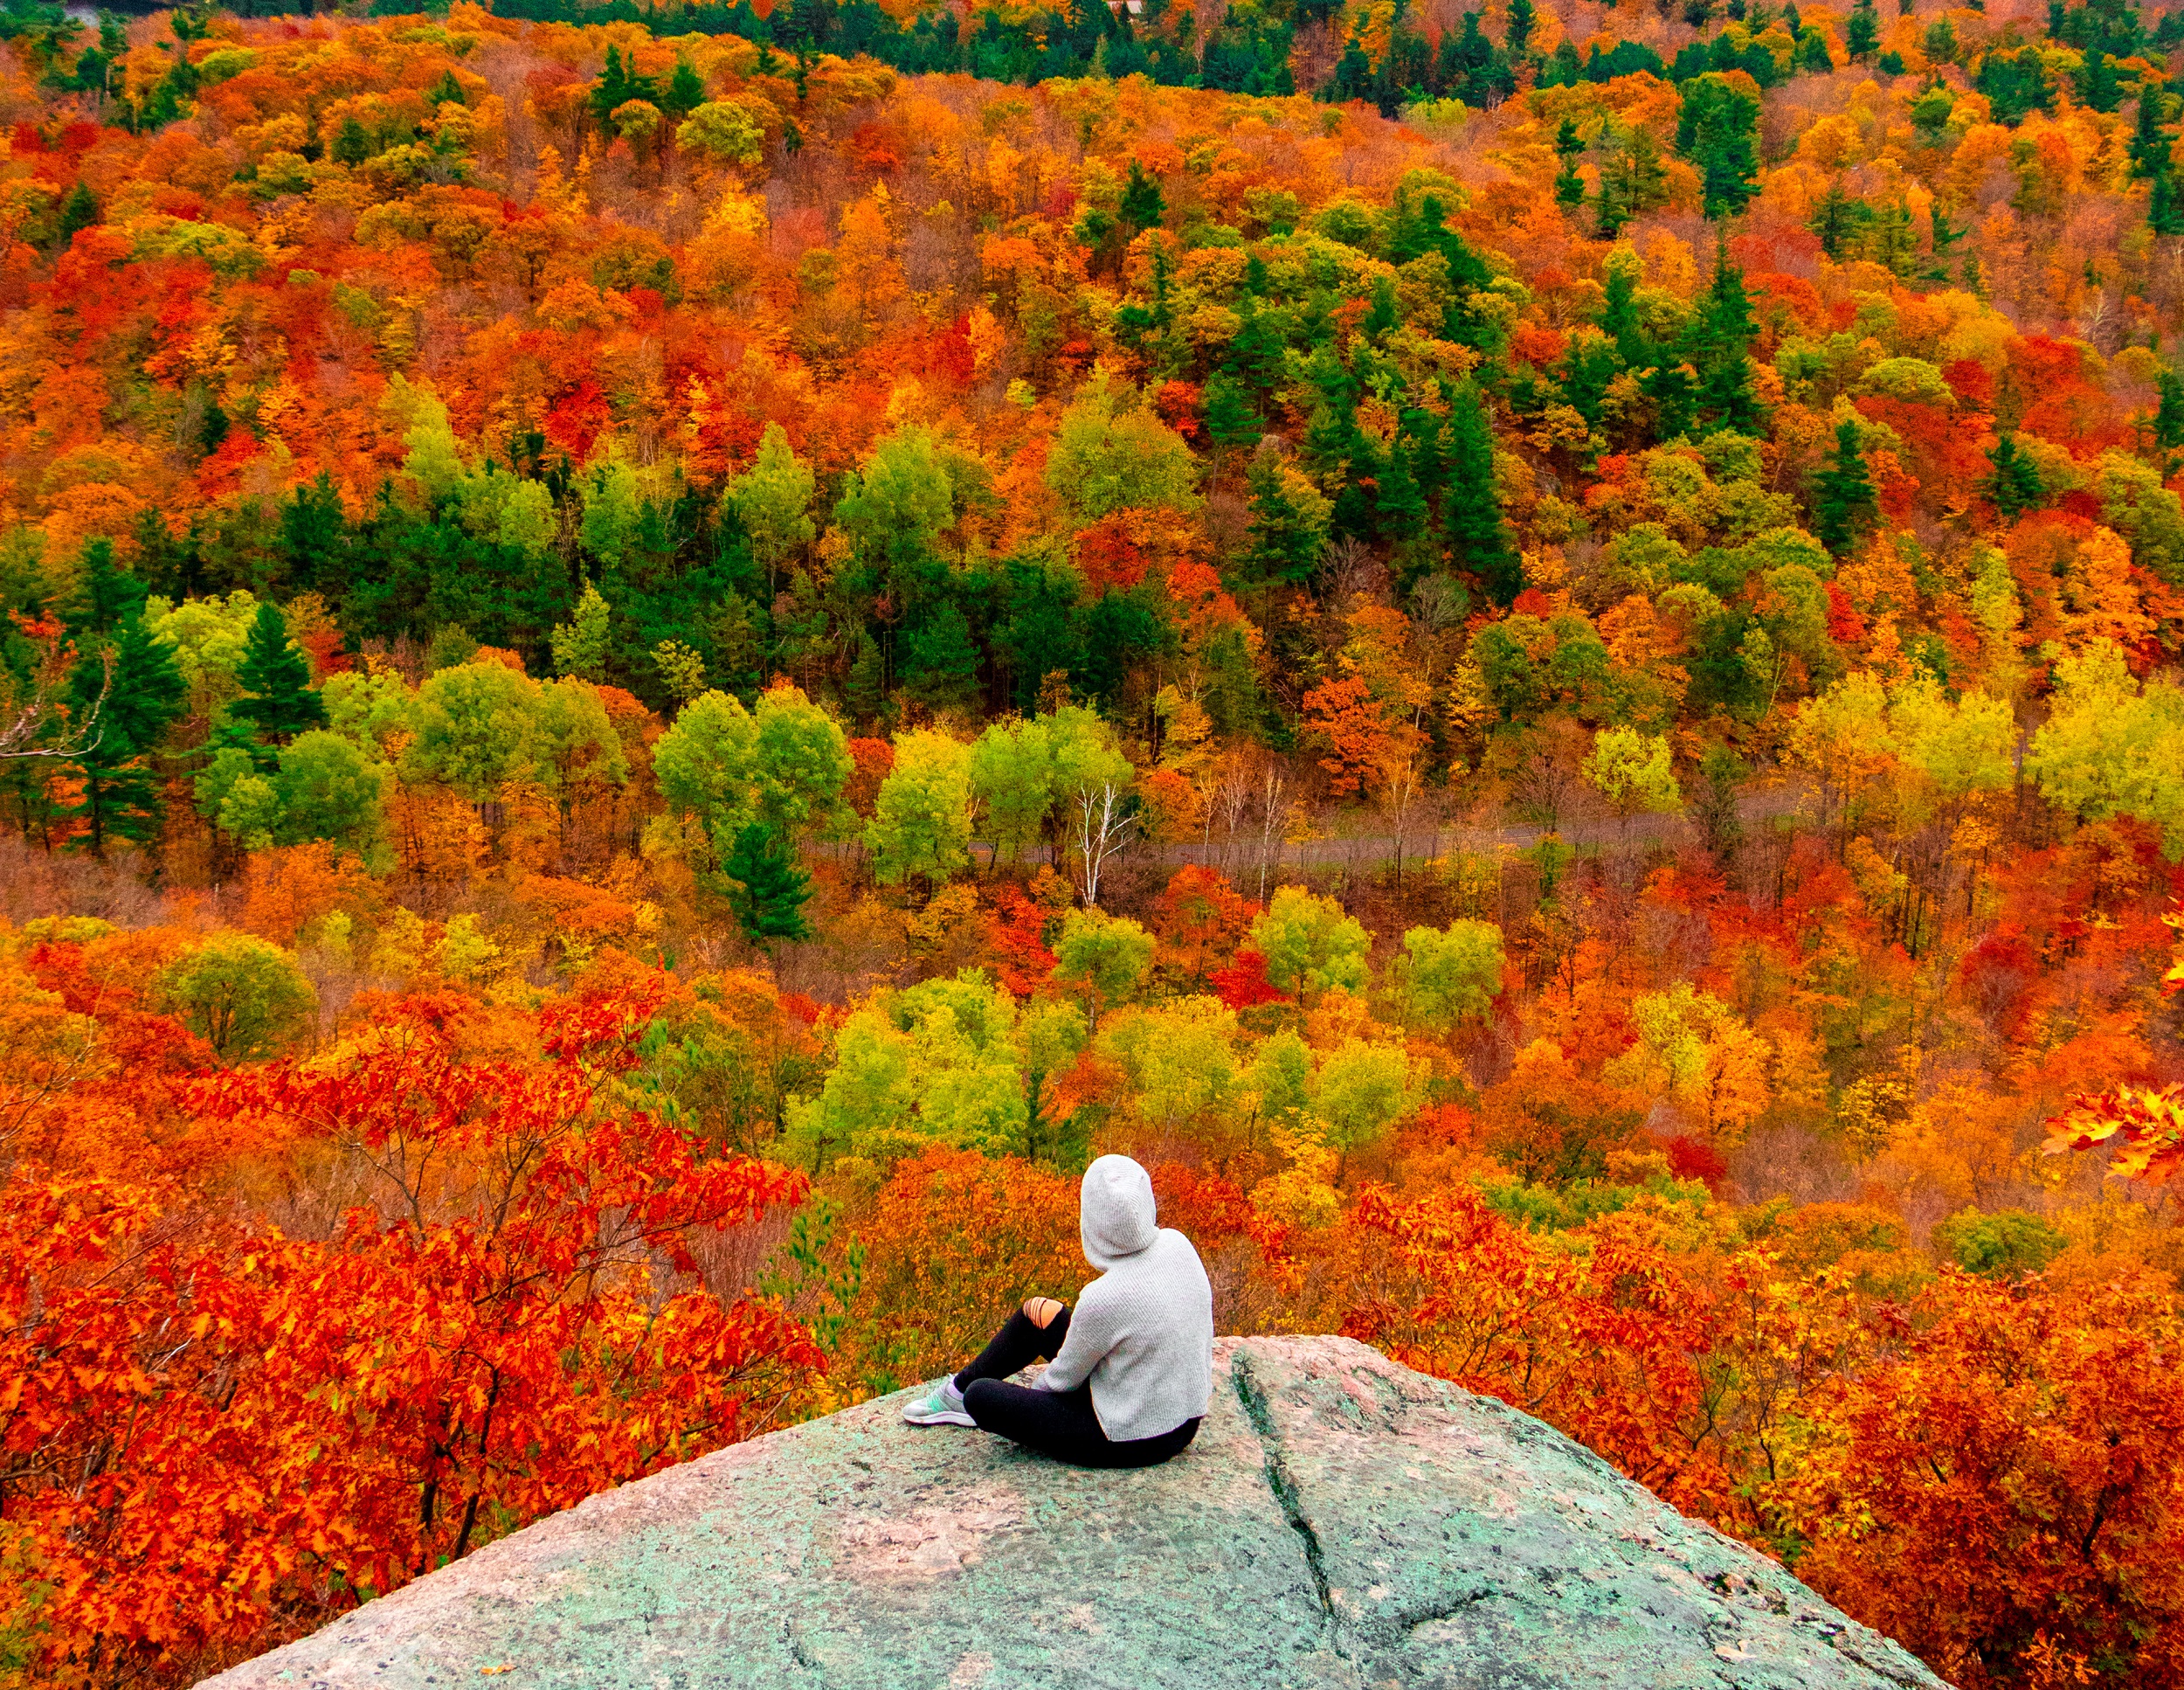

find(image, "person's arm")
[1033,1285,1115,1394]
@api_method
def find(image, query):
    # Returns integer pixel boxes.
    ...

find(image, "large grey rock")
[201,1335,1946,1690]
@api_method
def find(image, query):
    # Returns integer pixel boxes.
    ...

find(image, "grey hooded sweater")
[1033,1154,1215,1442]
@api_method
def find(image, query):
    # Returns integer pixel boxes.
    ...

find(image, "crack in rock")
[1231,1350,1337,1630]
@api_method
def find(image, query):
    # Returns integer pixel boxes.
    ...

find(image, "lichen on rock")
[198,1336,1946,1690]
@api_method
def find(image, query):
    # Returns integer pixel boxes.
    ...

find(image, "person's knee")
[962,1378,1003,1423]
[1022,1296,1063,1329]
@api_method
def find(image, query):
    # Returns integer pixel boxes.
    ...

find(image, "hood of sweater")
[1080,1154,1158,1269]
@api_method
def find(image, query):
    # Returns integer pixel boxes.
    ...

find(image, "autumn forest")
[1,0,2181,1680]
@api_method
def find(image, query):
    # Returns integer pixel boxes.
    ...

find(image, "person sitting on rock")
[902,1153,1214,1469]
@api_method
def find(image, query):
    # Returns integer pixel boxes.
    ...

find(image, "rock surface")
[202,1335,1946,1690]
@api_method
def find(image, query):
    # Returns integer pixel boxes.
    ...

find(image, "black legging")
[951,1304,1200,1470]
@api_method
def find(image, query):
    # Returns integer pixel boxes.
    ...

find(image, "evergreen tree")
[1441,383,1521,604]
[844,628,887,723]
[1692,243,1765,433]
[1204,369,1260,449]
[1506,0,1536,52]
[1847,0,1879,56]
[2076,48,2122,112]
[2130,86,2171,180]
[664,55,707,119]
[1120,159,1165,231]
[1374,434,1429,553]
[1925,200,1968,282]
[1982,435,2046,517]
[2153,156,2184,236]
[1242,454,1331,585]
[1813,418,1879,553]
[65,612,186,857]
[230,601,328,747]
[332,116,371,167]
[1595,124,1669,235]
[2153,367,2184,450]
[902,599,980,714]
[722,821,812,945]
[1326,31,1373,100]
[67,540,148,640]
[1552,117,1586,210]
[1677,73,1762,219]
[1809,181,1866,257]
[53,182,97,250]
[1795,26,1835,73]
[1600,254,1648,365]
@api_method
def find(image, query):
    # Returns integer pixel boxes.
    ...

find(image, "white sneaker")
[902,1379,975,1427]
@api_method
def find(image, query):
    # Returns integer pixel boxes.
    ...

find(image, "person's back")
[902,1153,1214,1467]
[1043,1225,1213,1441]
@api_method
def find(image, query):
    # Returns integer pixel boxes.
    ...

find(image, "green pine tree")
[1847,0,1879,56]
[1982,435,2046,518]
[722,821,812,945]
[231,601,328,747]
[67,539,148,639]
[2130,86,2171,180]
[1678,73,1762,219]
[53,182,98,251]
[66,612,186,857]
[1442,384,1522,605]
[902,599,980,714]
[1552,117,1586,210]
[332,116,371,167]
[1120,159,1165,232]
[1692,242,1765,433]
[1204,369,1260,449]
[2153,156,2184,236]
[1813,418,1879,554]
[1506,0,1538,52]
[844,628,887,724]
[2153,367,2184,450]
[664,55,707,119]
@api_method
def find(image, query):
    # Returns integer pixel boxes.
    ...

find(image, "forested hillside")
[3,0,2184,1683]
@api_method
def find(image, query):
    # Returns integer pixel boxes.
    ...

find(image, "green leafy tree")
[155,932,318,1061]
[1310,1037,1416,1173]
[402,661,538,805]
[1053,907,1154,1024]
[866,729,974,887]
[1047,376,1200,521]
[274,730,390,862]
[722,820,812,944]
[970,715,1056,862]
[2026,641,2184,857]
[728,422,817,595]
[1250,885,1371,999]
[1581,726,1683,830]
[1397,920,1505,1033]
[1932,1208,2067,1278]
